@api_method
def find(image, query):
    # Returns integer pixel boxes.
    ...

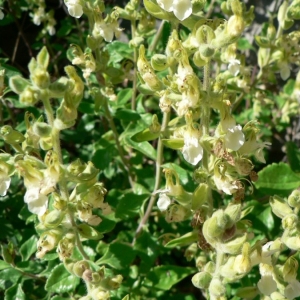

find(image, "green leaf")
[95,242,136,269]
[0,260,10,271]
[256,206,275,231]
[37,46,50,69]
[115,193,149,219]
[19,235,37,261]
[286,141,300,173]
[131,128,160,142]
[237,37,255,50]
[77,224,103,240]
[0,267,22,285]
[162,163,190,185]
[143,0,170,20]
[5,283,25,300]
[283,79,295,95]
[255,163,300,194]
[143,265,196,290]
[45,263,80,293]
[9,76,30,94]
[114,109,141,121]
[164,231,198,248]
[125,137,157,160]
[117,88,132,106]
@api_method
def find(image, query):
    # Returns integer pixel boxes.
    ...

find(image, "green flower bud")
[78,162,99,182]
[77,223,103,240]
[151,54,168,71]
[129,37,144,48]
[192,183,210,210]
[63,258,76,275]
[226,15,245,39]
[73,260,90,278]
[20,86,40,106]
[192,271,212,289]
[0,125,25,144]
[31,68,50,89]
[204,261,216,274]
[224,203,242,225]
[48,77,70,98]
[270,195,293,219]
[43,209,65,229]
[196,25,216,44]
[282,214,298,230]
[230,0,243,16]
[193,51,208,67]
[39,136,53,151]
[165,204,190,223]
[287,1,300,20]
[33,122,52,138]
[149,114,161,133]
[209,277,226,298]
[36,229,63,258]
[184,243,198,261]
[192,0,206,14]
[288,190,300,208]
[220,233,247,254]
[283,256,298,282]
[199,44,215,58]
[36,46,50,70]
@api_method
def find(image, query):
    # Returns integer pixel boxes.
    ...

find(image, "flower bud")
[230,0,243,16]
[33,122,52,138]
[224,203,242,225]
[192,271,212,289]
[73,260,90,278]
[220,233,247,254]
[283,256,298,282]
[36,229,63,258]
[288,190,300,208]
[48,76,70,98]
[270,195,293,219]
[191,183,210,210]
[235,286,258,299]
[165,204,190,223]
[57,234,75,260]
[43,209,65,228]
[20,86,40,106]
[31,68,50,89]
[282,214,298,230]
[0,125,25,145]
[151,54,168,71]
[287,1,300,20]
[209,277,226,298]
[227,15,245,39]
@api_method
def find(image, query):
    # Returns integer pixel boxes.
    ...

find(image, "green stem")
[11,263,46,282]
[132,111,170,244]
[131,21,138,110]
[103,99,135,188]
[149,20,166,53]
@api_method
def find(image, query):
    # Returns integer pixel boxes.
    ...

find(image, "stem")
[149,20,166,53]
[201,61,211,171]
[132,111,170,244]
[103,99,135,188]
[131,21,138,110]
[42,97,89,260]
[11,263,46,282]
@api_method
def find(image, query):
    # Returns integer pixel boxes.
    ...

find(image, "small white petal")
[225,125,245,151]
[173,0,192,21]
[157,194,171,211]
[228,59,241,76]
[24,188,48,216]
[67,3,83,18]
[182,135,203,165]
[0,176,11,196]
[284,280,300,299]
[257,275,277,296]
[280,62,290,81]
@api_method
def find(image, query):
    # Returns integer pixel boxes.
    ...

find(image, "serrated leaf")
[115,193,149,219]
[5,283,25,300]
[255,162,300,193]
[143,265,196,290]
[45,263,80,293]
[165,231,198,248]
[125,137,157,160]
[19,235,37,261]
[95,242,136,269]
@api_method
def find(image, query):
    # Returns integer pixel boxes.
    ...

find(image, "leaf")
[9,76,30,94]
[0,260,10,271]
[114,109,141,121]
[37,46,50,69]
[5,283,25,300]
[162,163,190,185]
[115,193,149,219]
[125,137,157,160]
[254,163,300,194]
[77,224,103,240]
[19,235,37,261]
[45,263,80,293]
[283,79,295,95]
[0,267,22,284]
[237,37,255,51]
[95,242,136,269]
[143,265,196,291]
[117,88,132,106]
[256,206,275,231]
[164,231,198,248]
[286,141,300,173]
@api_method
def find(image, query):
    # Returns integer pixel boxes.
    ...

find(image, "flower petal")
[173,0,192,21]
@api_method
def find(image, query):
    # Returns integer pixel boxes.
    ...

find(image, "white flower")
[0,175,11,196]
[257,275,277,296]
[228,58,241,76]
[157,193,171,211]
[157,0,192,21]
[94,20,122,42]
[284,280,300,300]
[65,0,83,18]
[24,188,48,216]
[224,124,245,151]
[214,174,238,195]
[182,130,203,165]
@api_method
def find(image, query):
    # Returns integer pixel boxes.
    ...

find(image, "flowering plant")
[1,0,300,299]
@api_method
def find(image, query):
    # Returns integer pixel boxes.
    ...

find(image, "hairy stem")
[131,21,138,110]
[133,111,170,244]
